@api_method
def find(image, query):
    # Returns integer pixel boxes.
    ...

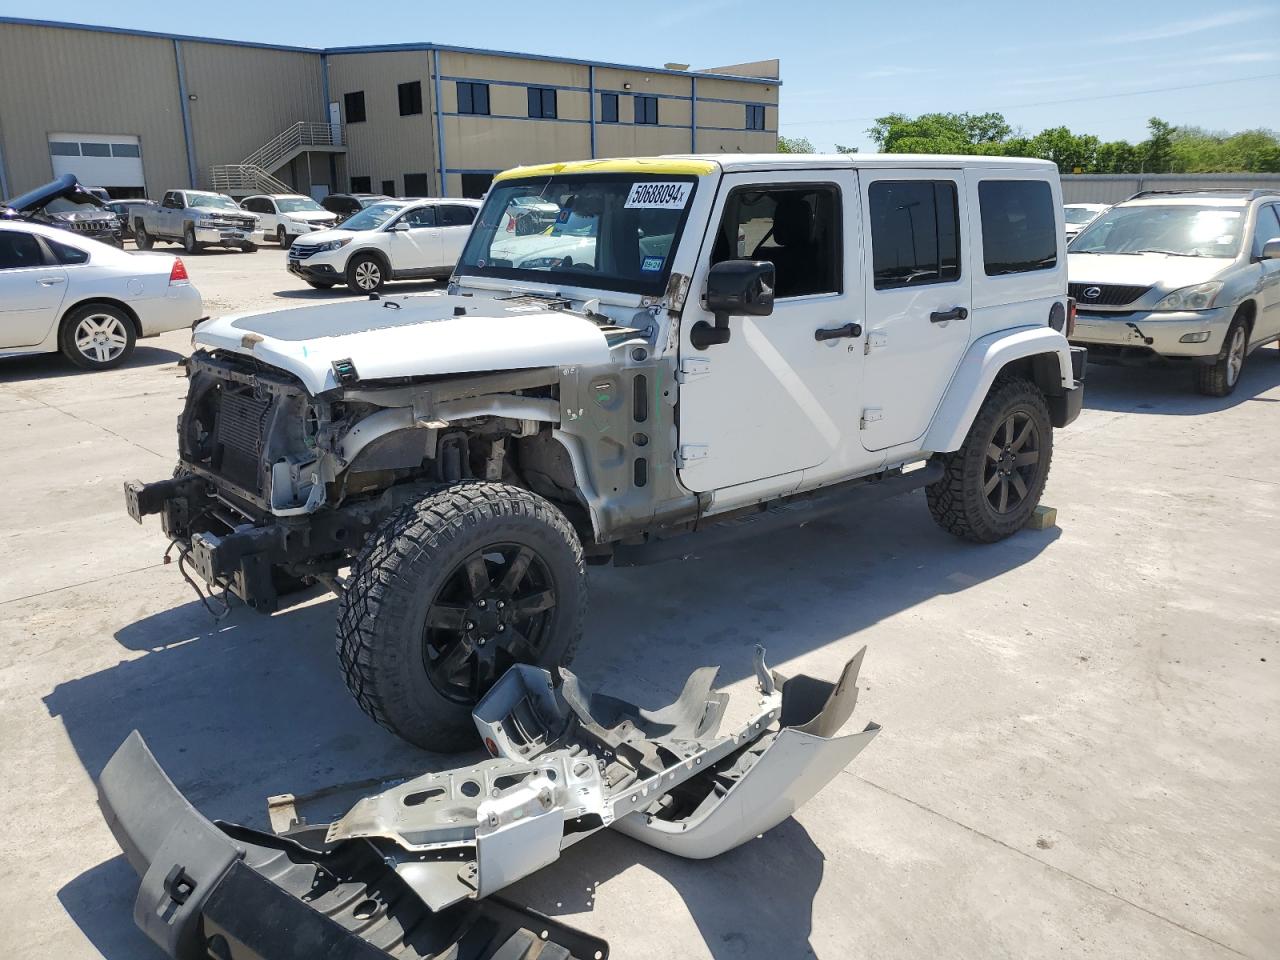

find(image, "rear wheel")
[1195,315,1248,397]
[134,223,152,250]
[927,376,1053,543]
[346,253,385,293]
[59,304,137,370]
[337,482,586,752]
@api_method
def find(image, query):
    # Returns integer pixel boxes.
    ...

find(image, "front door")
[676,170,866,494]
[0,229,66,348]
[858,170,973,451]
[389,206,443,272]
[1252,203,1280,340]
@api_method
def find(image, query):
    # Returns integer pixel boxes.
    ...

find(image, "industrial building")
[0,17,780,201]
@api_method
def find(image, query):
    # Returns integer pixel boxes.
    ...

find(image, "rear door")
[858,170,973,451]
[388,205,442,273]
[438,204,478,268]
[0,230,67,348]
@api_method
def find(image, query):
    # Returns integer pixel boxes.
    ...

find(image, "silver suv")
[1067,189,1280,396]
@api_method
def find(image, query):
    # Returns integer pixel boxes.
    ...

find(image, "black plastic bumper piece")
[1047,347,1086,428]
[97,732,610,960]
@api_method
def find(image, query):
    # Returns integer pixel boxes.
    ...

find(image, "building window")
[49,141,80,156]
[978,180,1057,275]
[713,185,843,299]
[381,179,395,196]
[398,80,423,117]
[81,142,111,157]
[344,91,366,124]
[461,173,494,198]
[111,143,141,157]
[350,175,372,193]
[600,93,619,123]
[457,82,490,116]
[868,180,962,290]
[528,86,557,119]
[746,104,766,131]
[634,95,658,125]
[403,173,431,196]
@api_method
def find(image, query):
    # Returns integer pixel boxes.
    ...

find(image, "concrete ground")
[0,244,1277,960]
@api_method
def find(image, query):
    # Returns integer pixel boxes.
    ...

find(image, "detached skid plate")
[98,648,879,959]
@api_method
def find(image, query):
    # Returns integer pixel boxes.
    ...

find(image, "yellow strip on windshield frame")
[494,157,719,182]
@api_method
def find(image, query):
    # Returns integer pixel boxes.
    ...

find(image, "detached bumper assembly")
[98,647,879,959]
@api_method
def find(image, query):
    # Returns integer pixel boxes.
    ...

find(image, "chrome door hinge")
[860,408,883,429]
[676,357,711,382]
[864,331,888,355]
[677,443,709,466]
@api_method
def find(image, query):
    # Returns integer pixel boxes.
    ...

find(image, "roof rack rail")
[1124,188,1278,202]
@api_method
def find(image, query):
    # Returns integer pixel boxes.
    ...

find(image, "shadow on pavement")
[0,346,183,383]
[58,857,166,960]
[50,489,1056,957]
[273,279,442,300]
[1082,346,1280,416]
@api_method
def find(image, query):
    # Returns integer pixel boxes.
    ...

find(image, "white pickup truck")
[133,189,262,254]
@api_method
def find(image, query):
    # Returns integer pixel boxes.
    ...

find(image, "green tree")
[1027,126,1101,173]
[1094,140,1141,174]
[1140,117,1176,173]
[868,111,1013,154]
[777,135,815,154]
[835,143,859,154]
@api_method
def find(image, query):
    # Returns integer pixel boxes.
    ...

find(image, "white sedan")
[0,221,203,370]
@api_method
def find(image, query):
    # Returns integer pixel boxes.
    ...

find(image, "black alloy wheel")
[983,410,1042,515]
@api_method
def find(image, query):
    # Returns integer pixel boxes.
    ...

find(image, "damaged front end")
[98,648,879,959]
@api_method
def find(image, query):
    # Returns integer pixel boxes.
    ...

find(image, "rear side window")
[46,238,90,264]
[979,180,1058,275]
[869,180,961,289]
[0,230,45,269]
[439,204,476,227]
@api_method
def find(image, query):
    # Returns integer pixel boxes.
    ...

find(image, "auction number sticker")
[625,181,692,209]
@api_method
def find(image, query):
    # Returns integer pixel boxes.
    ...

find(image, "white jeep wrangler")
[125,154,1085,751]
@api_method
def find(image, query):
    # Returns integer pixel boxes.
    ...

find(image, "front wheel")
[346,253,385,293]
[182,225,202,255]
[1195,315,1248,397]
[337,482,586,752]
[927,376,1053,543]
[276,226,293,249]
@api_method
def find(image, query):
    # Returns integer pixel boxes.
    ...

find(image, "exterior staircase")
[210,121,345,196]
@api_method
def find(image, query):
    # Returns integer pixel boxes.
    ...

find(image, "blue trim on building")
[0,18,781,87]
[440,75,590,94]
[597,88,692,101]
[445,168,501,175]
[432,51,447,195]
[0,137,10,199]
[173,40,198,188]
[443,113,591,125]
[690,77,697,152]
[588,65,597,159]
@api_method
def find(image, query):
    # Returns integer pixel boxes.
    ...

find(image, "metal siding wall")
[327,51,436,195]
[181,42,325,187]
[1062,173,1280,204]
[0,22,188,195]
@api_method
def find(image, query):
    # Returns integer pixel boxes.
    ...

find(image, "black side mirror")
[691,260,776,350]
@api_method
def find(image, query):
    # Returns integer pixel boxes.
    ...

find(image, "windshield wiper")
[1133,249,1203,257]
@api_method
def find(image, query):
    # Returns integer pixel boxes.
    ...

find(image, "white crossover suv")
[0,221,202,370]
[286,197,481,292]
[1063,202,1108,242]
[1068,189,1280,395]
[240,194,338,248]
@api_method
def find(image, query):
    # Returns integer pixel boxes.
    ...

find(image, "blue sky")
[4,1,1277,151]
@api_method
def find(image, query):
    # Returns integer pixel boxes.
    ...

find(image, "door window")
[868,180,961,289]
[1252,204,1280,257]
[0,231,45,269]
[400,206,437,228]
[163,192,182,208]
[977,179,1057,274]
[439,204,477,227]
[712,185,842,299]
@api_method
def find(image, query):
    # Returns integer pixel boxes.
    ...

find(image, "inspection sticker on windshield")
[625,181,692,209]
[641,255,665,272]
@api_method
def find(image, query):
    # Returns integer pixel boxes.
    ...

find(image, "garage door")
[49,133,145,195]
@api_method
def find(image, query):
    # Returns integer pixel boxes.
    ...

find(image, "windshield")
[45,195,102,214]
[342,201,407,230]
[1071,204,1244,257]
[1064,206,1100,225]
[457,173,699,295]
[277,197,326,213]
[189,193,240,211]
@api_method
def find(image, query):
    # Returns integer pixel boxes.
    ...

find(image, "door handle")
[38,277,66,286]
[930,306,968,323]
[814,322,862,342]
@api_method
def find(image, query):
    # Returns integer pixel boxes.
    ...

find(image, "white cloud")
[1101,8,1277,44]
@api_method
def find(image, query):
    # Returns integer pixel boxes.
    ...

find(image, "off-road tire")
[134,223,152,250]
[337,482,586,752]
[927,376,1053,543]
[182,225,202,255]
[1194,314,1248,397]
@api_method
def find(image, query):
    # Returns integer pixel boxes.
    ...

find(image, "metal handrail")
[209,164,293,195]
[243,121,345,171]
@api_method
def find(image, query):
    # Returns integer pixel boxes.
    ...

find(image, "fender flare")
[923,325,1074,453]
